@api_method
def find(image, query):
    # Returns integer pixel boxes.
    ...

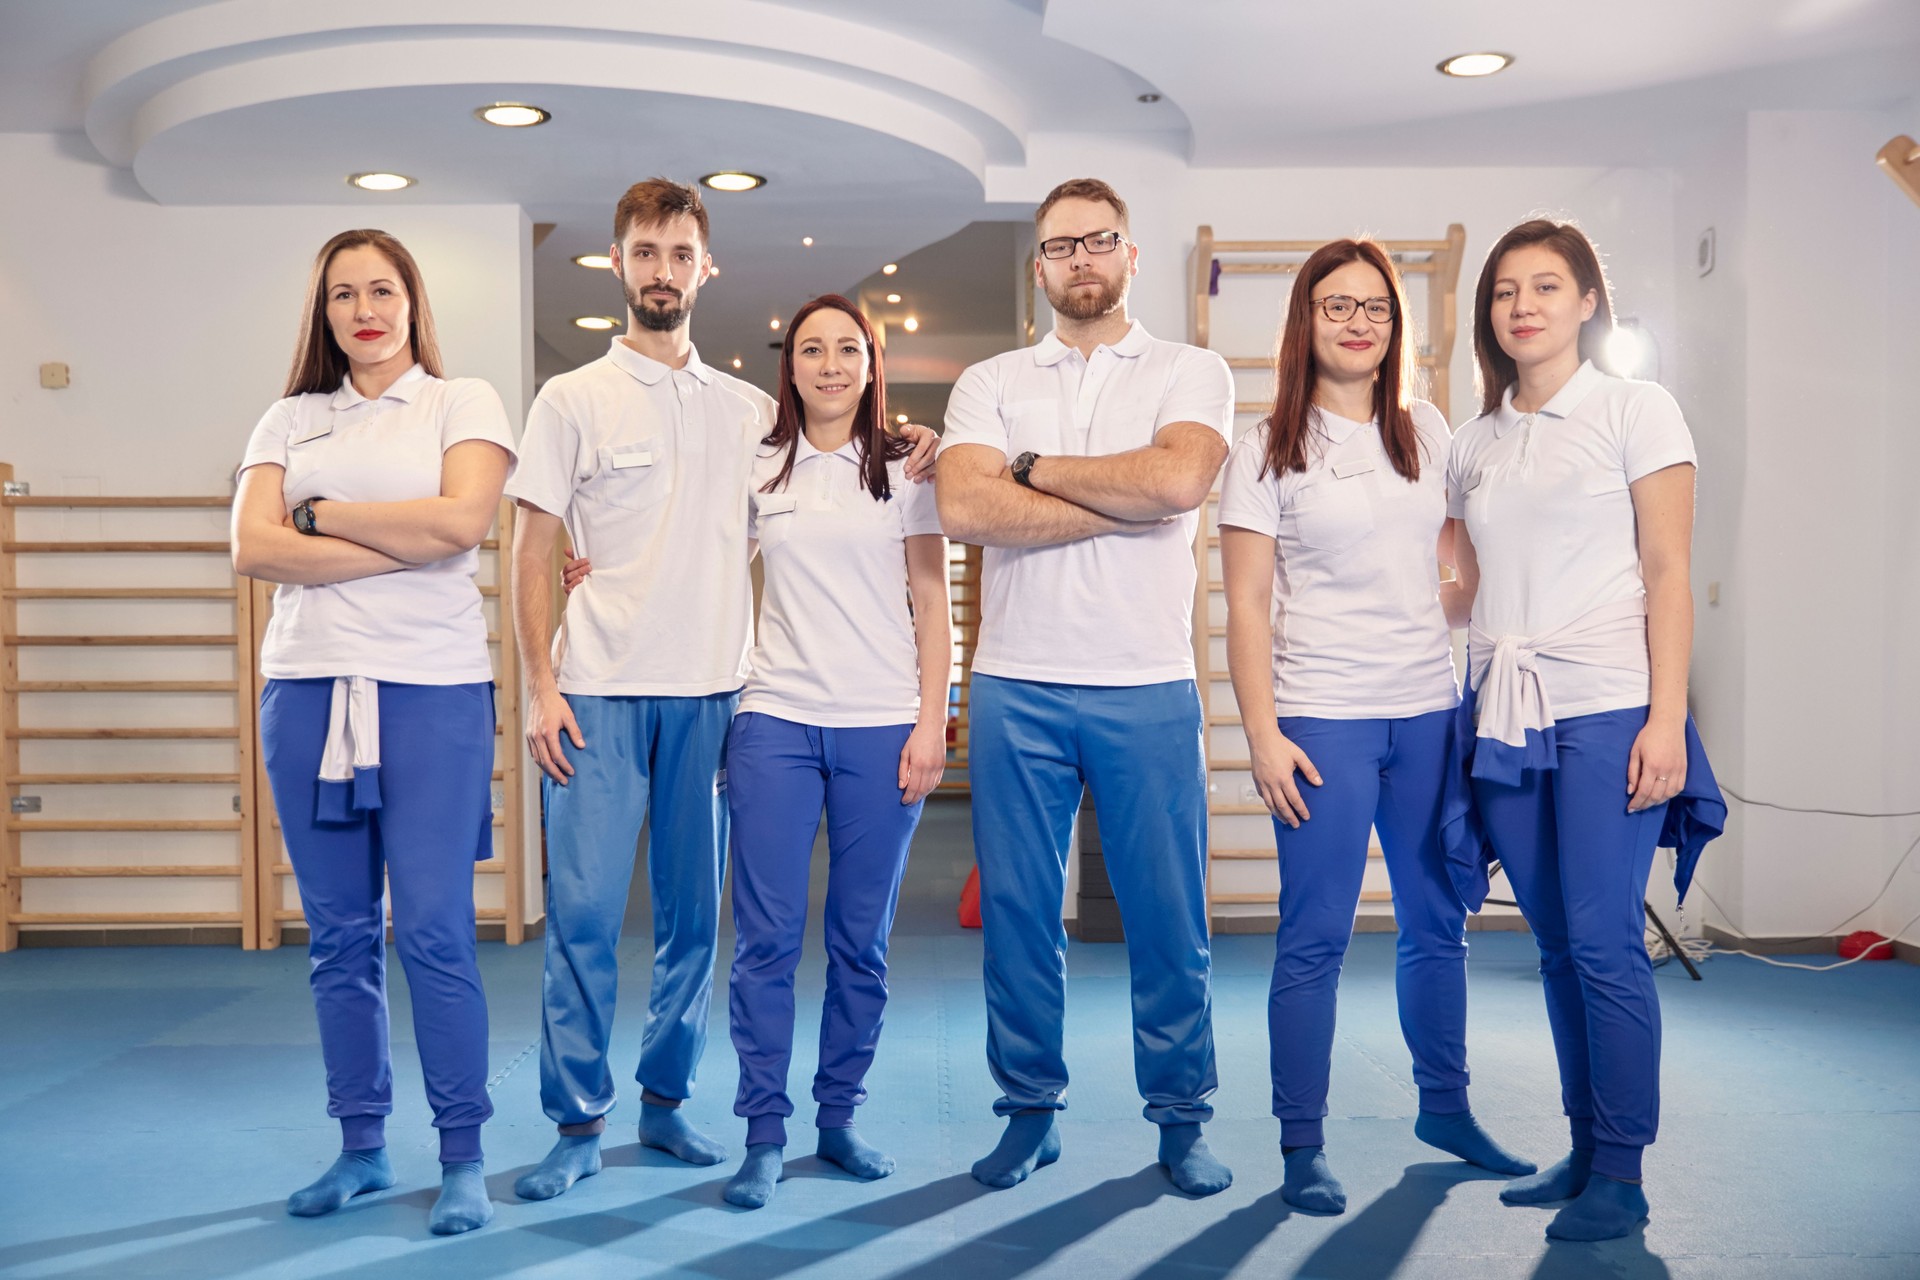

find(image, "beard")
[1045,269,1126,321]
[624,279,695,332]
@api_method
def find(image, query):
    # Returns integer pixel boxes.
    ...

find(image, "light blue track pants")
[1267,709,1470,1148]
[1471,706,1667,1181]
[537,691,737,1132]
[969,674,1218,1126]
[724,712,923,1147]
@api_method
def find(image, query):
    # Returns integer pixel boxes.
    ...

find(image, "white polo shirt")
[505,339,775,697]
[239,365,518,685]
[738,438,945,727]
[1447,361,1697,719]
[940,322,1233,686]
[1218,401,1458,719]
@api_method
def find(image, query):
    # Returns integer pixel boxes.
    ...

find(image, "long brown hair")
[283,229,444,397]
[1471,218,1615,416]
[1260,238,1424,481]
[760,295,909,500]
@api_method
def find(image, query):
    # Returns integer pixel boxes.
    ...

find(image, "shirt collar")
[1493,359,1605,437]
[1032,319,1152,367]
[1311,407,1368,446]
[794,432,861,465]
[607,337,714,387]
[330,363,428,410]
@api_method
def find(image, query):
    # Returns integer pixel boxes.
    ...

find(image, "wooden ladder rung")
[11,727,238,740]
[3,587,239,600]
[7,819,244,832]
[13,864,242,877]
[1208,803,1273,816]
[7,634,240,647]
[7,911,245,924]
[2,496,230,508]
[7,681,240,693]
[5,772,241,785]
[1,541,228,553]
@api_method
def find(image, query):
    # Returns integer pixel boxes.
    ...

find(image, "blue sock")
[971,1110,1061,1189]
[1158,1123,1232,1197]
[1414,1110,1538,1176]
[1280,1146,1346,1215]
[514,1133,602,1201]
[429,1160,492,1236]
[723,1144,785,1209]
[639,1102,727,1166]
[818,1126,894,1180]
[1501,1148,1594,1205]
[1546,1175,1650,1241]
[286,1148,395,1217]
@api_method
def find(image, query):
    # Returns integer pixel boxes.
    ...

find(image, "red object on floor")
[958,866,982,929]
[1838,930,1895,960]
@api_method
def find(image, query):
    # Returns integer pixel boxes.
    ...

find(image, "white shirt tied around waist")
[1447,361,1697,720]
[1468,596,1650,747]
[239,364,518,686]
[738,438,944,727]
[505,338,776,697]
[939,321,1234,686]
[1218,401,1457,719]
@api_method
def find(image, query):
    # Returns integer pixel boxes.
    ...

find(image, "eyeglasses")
[1313,294,1396,323]
[1039,230,1127,260]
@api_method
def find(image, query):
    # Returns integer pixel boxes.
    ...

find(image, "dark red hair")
[761,295,909,500]
[1260,238,1425,482]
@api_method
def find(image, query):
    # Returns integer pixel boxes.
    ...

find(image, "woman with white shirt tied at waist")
[1219,239,1535,1218]
[1442,219,1725,1242]
[232,230,515,1236]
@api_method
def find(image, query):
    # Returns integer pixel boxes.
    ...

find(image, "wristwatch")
[1011,451,1040,489]
[292,498,324,536]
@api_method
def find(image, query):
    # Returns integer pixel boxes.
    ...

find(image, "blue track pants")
[538,691,737,1132]
[969,674,1217,1126]
[1471,706,1667,1181]
[260,677,495,1163]
[1267,709,1470,1148]
[724,713,922,1146]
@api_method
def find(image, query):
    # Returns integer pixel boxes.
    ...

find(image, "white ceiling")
[2,0,1914,385]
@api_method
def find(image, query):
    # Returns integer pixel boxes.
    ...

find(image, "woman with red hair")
[1220,238,1534,1216]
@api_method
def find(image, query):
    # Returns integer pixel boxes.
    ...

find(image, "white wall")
[0,131,540,932]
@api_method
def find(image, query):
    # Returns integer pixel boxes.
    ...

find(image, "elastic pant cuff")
[1592,1140,1644,1181]
[815,1105,855,1131]
[340,1115,386,1151]
[1279,1118,1325,1149]
[438,1125,484,1165]
[1418,1087,1470,1115]
[558,1117,607,1137]
[746,1114,788,1147]
[640,1088,683,1110]
[1568,1115,1596,1152]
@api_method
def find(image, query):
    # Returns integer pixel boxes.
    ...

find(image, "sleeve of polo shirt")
[1156,348,1234,440]
[502,387,583,517]
[900,464,945,537]
[1216,427,1282,535]
[939,360,1008,458]
[440,379,519,475]
[237,396,298,477]
[1444,422,1476,519]
[1620,383,1698,484]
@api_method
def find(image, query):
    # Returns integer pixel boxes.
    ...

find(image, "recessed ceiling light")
[903,316,919,333]
[802,236,814,247]
[896,414,909,424]
[1437,52,1514,78]
[709,265,720,277]
[732,357,743,369]
[348,172,414,191]
[881,263,898,275]
[770,317,781,330]
[572,253,612,270]
[574,315,619,330]
[475,103,550,127]
[701,172,766,192]
[1137,92,1162,104]
[885,293,901,304]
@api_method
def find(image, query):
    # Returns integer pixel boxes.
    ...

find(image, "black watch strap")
[1012,452,1040,489]
[293,499,323,535]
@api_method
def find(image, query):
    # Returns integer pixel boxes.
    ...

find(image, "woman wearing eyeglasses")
[1219,238,1534,1217]
[1443,219,1723,1241]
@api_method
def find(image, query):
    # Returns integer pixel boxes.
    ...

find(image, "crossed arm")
[229,440,512,585]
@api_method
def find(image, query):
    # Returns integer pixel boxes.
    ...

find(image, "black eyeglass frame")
[1038,230,1129,261]
[1311,293,1397,323]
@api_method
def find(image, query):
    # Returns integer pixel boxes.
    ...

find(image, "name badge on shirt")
[290,420,334,446]
[610,449,654,470]
[1332,458,1375,479]
[757,494,798,516]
